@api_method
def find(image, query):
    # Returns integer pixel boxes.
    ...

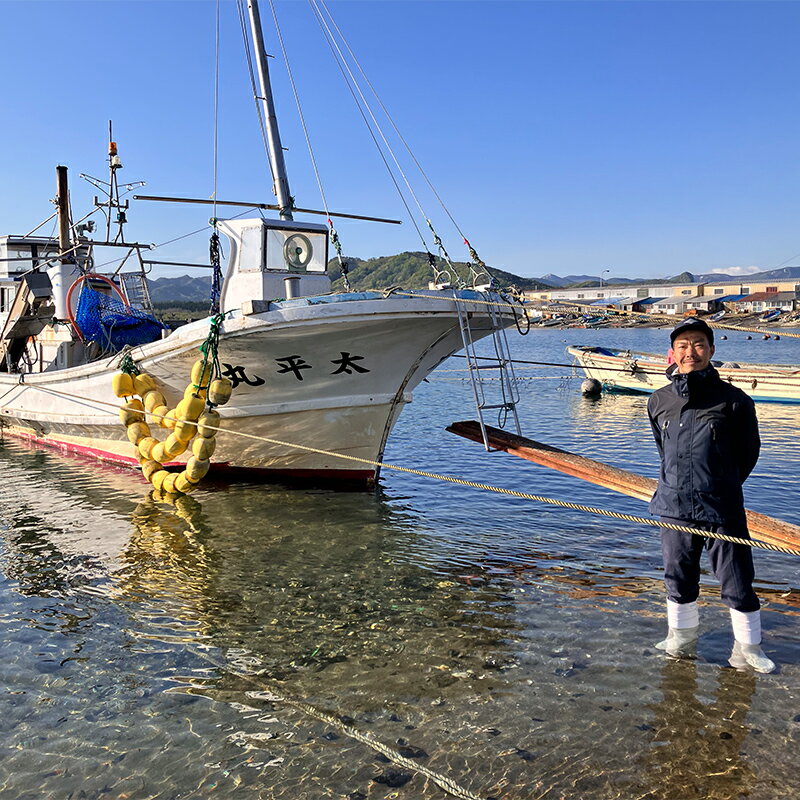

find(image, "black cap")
[670,317,714,346]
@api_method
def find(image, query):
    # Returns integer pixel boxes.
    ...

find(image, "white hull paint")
[0,293,505,484]
[567,345,800,403]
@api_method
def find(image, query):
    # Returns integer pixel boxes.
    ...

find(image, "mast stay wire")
[266,0,352,291]
[315,0,492,286]
[307,0,462,287]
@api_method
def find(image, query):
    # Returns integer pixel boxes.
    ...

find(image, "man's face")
[672,331,714,373]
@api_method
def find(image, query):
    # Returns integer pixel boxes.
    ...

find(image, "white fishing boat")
[0,1,522,487]
[567,345,800,403]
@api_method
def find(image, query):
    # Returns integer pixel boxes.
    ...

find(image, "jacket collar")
[667,363,719,398]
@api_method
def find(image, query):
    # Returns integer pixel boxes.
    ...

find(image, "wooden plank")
[447,420,800,551]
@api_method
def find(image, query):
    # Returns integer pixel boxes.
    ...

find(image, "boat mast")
[246,0,293,221]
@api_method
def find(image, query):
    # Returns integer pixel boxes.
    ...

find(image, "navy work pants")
[660,517,760,613]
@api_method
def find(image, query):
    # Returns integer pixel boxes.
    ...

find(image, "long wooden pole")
[447,420,800,551]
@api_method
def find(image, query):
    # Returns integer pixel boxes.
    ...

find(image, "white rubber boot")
[655,599,699,658]
[655,626,699,658]
[729,641,776,673]
[729,609,776,673]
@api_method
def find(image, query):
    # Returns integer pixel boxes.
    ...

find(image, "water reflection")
[641,660,757,800]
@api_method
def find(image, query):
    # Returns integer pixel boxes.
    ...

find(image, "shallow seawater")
[0,327,798,800]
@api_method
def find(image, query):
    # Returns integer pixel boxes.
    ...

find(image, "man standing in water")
[647,317,775,672]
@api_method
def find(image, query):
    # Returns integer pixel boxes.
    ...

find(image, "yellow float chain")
[113,360,232,495]
[18,383,800,558]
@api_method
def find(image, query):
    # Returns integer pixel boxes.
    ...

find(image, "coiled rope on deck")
[12,383,800,558]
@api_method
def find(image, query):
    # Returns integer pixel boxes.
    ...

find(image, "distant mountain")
[538,266,800,289]
[331,252,549,292]
[144,261,800,303]
[696,266,800,283]
[147,275,211,303]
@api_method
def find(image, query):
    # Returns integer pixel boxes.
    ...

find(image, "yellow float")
[113,350,232,497]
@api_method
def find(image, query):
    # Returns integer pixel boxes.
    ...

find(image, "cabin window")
[265,229,327,273]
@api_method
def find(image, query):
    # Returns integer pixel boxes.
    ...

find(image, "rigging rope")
[11,382,800,558]
[306,0,443,280]
[314,0,492,283]
[266,0,352,291]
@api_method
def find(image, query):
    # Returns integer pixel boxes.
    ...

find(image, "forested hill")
[330,251,546,291]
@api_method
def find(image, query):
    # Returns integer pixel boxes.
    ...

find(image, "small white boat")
[709,310,726,322]
[567,345,800,403]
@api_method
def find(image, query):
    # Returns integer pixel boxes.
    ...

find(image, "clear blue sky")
[0,0,798,281]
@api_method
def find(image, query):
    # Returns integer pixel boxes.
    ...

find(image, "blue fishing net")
[75,285,166,351]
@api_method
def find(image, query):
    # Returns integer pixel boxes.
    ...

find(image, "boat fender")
[191,359,214,388]
[208,378,233,406]
[126,421,151,445]
[185,456,211,483]
[164,433,188,458]
[176,394,205,422]
[144,390,166,413]
[141,459,162,482]
[192,435,216,460]
[150,469,170,492]
[138,437,159,460]
[173,418,197,443]
[149,404,170,427]
[196,409,221,438]
[162,472,179,495]
[113,373,134,398]
[184,384,207,401]
[581,378,602,397]
[120,399,145,426]
[133,373,157,396]
[174,473,196,494]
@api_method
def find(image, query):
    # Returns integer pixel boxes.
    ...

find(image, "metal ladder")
[454,292,522,450]
[119,270,154,313]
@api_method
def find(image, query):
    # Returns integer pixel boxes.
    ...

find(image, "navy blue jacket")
[647,364,760,526]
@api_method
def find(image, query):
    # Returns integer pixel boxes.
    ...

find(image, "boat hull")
[0,293,511,486]
[567,345,800,403]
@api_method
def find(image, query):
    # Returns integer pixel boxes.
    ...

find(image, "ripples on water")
[0,328,798,799]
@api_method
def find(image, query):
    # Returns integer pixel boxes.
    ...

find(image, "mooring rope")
[9,383,800,558]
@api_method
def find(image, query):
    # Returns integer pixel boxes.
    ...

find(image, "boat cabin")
[217,218,331,313]
[0,236,62,330]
